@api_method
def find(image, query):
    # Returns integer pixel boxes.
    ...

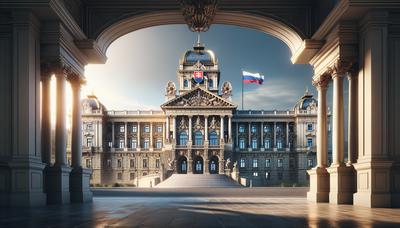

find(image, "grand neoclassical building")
[80,42,320,187]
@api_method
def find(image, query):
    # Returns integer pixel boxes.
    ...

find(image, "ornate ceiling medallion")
[178,0,219,32]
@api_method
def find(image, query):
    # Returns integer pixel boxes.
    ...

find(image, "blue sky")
[84,24,325,111]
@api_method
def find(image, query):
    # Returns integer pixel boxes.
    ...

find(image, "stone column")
[235,122,239,147]
[327,61,354,204]
[166,117,170,142]
[273,122,277,151]
[188,116,193,144]
[307,72,330,203]
[347,71,358,165]
[220,115,224,142]
[150,122,153,149]
[248,122,251,150]
[260,122,264,150]
[163,121,166,144]
[286,122,290,151]
[172,116,176,143]
[41,75,52,165]
[124,122,128,149]
[47,67,72,204]
[69,75,92,203]
[228,116,232,143]
[111,121,115,148]
[204,115,208,144]
[137,122,141,151]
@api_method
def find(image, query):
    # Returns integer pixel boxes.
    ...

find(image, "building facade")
[81,42,319,187]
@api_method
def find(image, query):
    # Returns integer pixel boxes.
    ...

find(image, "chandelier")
[178,0,219,32]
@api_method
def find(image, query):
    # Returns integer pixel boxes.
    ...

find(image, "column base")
[70,167,93,203]
[307,167,329,202]
[327,164,355,204]
[7,158,46,207]
[353,159,393,208]
[45,165,72,204]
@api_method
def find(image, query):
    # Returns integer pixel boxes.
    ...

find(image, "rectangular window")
[263,125,269,133]
[86,159,92,168]
[156,159,160,168]
[307,123,313,131]
[130,159,135,168]
[119,139,125,148]
[239,139,245,149]
[117,159,122,168]
[253,159,258,168]
[239,125,245,133]
[251,139,258,149]
[277,159,283,168]
[156,139,162,149]
[117,173,122,180]
[144,139,150,149]
[86,137,93,147]
[131,139,137,149]
[143,158,148,168]
[307,138,313,147]
[130,173,135,180]
[107,159,111,168]
[265,159,271,168]
[264,139,270,149]
[120,125,125,133]
[240,159,245,168]
[265,172,270,180]
[157,125,162,133]
[108,141,113,148]
[132,125,137,133]
[144,125,150,133]
[251,125,257,133]
[308,159,314,168]
[253,172,258,177]
[277,140,283,149]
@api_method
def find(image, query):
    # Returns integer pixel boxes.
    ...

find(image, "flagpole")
[241,69,244,110]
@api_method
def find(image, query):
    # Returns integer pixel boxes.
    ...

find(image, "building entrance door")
[193,156,204,174]
[209,156,219,174]
[178,156,188,174]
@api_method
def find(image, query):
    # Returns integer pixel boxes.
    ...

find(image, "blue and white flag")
[242,71,264,85]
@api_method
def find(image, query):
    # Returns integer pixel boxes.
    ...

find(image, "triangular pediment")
[161,87,237,109]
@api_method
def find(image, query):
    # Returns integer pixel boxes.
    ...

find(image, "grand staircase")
[155,174,242,188]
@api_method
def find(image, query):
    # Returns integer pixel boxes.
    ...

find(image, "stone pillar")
[137,122,141,150]
[235,122,239,147]
[150,122,153,149]
[165,117,169,142]
[111,121,115,148]
[220,115,224,142]
[286,122,290,151]
[327,61,354,204]
[228,116,232,143]
[46,67,71,204]
[347,71,358,165]
[172,116,176,143]
[204,115,208,144]
[188,116,193,144]
[124,122,128,149]
[69,76,92,203]
[260,122,264,150]
[307,73,330,203]
[163,121,166,144]
[248,122,251,150]
[273,122,277,151]
[41,75,52,165]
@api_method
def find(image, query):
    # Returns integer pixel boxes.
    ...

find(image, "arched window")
[194,131,203,145]
[183,79,189,88]
[209,131,218,145]
[179,131,188,145]
[208,79,213,88]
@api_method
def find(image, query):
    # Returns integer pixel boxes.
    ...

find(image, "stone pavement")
[0,187,399,228]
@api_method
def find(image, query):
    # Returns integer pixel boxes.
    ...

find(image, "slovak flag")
[242,71,264,85]
[193,71,204,83]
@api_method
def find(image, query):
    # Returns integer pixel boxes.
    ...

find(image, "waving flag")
[242,71,264,85]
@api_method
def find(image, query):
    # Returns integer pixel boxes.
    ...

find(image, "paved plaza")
[0,187,399,228]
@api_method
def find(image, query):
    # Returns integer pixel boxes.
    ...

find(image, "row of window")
[93,138,163,149]
[183,78,215,88]
[238,123,313,133]
[94,158,160,169]
[178,131,219,146]
[117,125,162,134]
[238,138,313,149]
[239,158,314,169]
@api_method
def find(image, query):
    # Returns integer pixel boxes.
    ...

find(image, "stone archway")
[209,156,219,174]
[193,156,204,174]
[177,156,188,174]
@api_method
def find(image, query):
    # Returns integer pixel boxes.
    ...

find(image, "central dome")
[182,43,216,65]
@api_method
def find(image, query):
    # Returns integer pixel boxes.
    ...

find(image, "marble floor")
[0,188,399,228]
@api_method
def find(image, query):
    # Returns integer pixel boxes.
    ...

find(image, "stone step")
[155,174,242,188]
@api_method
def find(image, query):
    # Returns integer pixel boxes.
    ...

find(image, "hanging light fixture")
[178,0,219,32]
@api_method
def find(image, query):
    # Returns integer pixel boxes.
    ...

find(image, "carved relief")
[221,81,232,97]
[163,88,235,107]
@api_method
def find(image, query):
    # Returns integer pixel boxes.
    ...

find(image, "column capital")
[312,72,331,90]
[68,71,86,88]
[331,58,354,79]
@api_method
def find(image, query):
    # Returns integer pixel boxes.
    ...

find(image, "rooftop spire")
[194,32,204,51]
